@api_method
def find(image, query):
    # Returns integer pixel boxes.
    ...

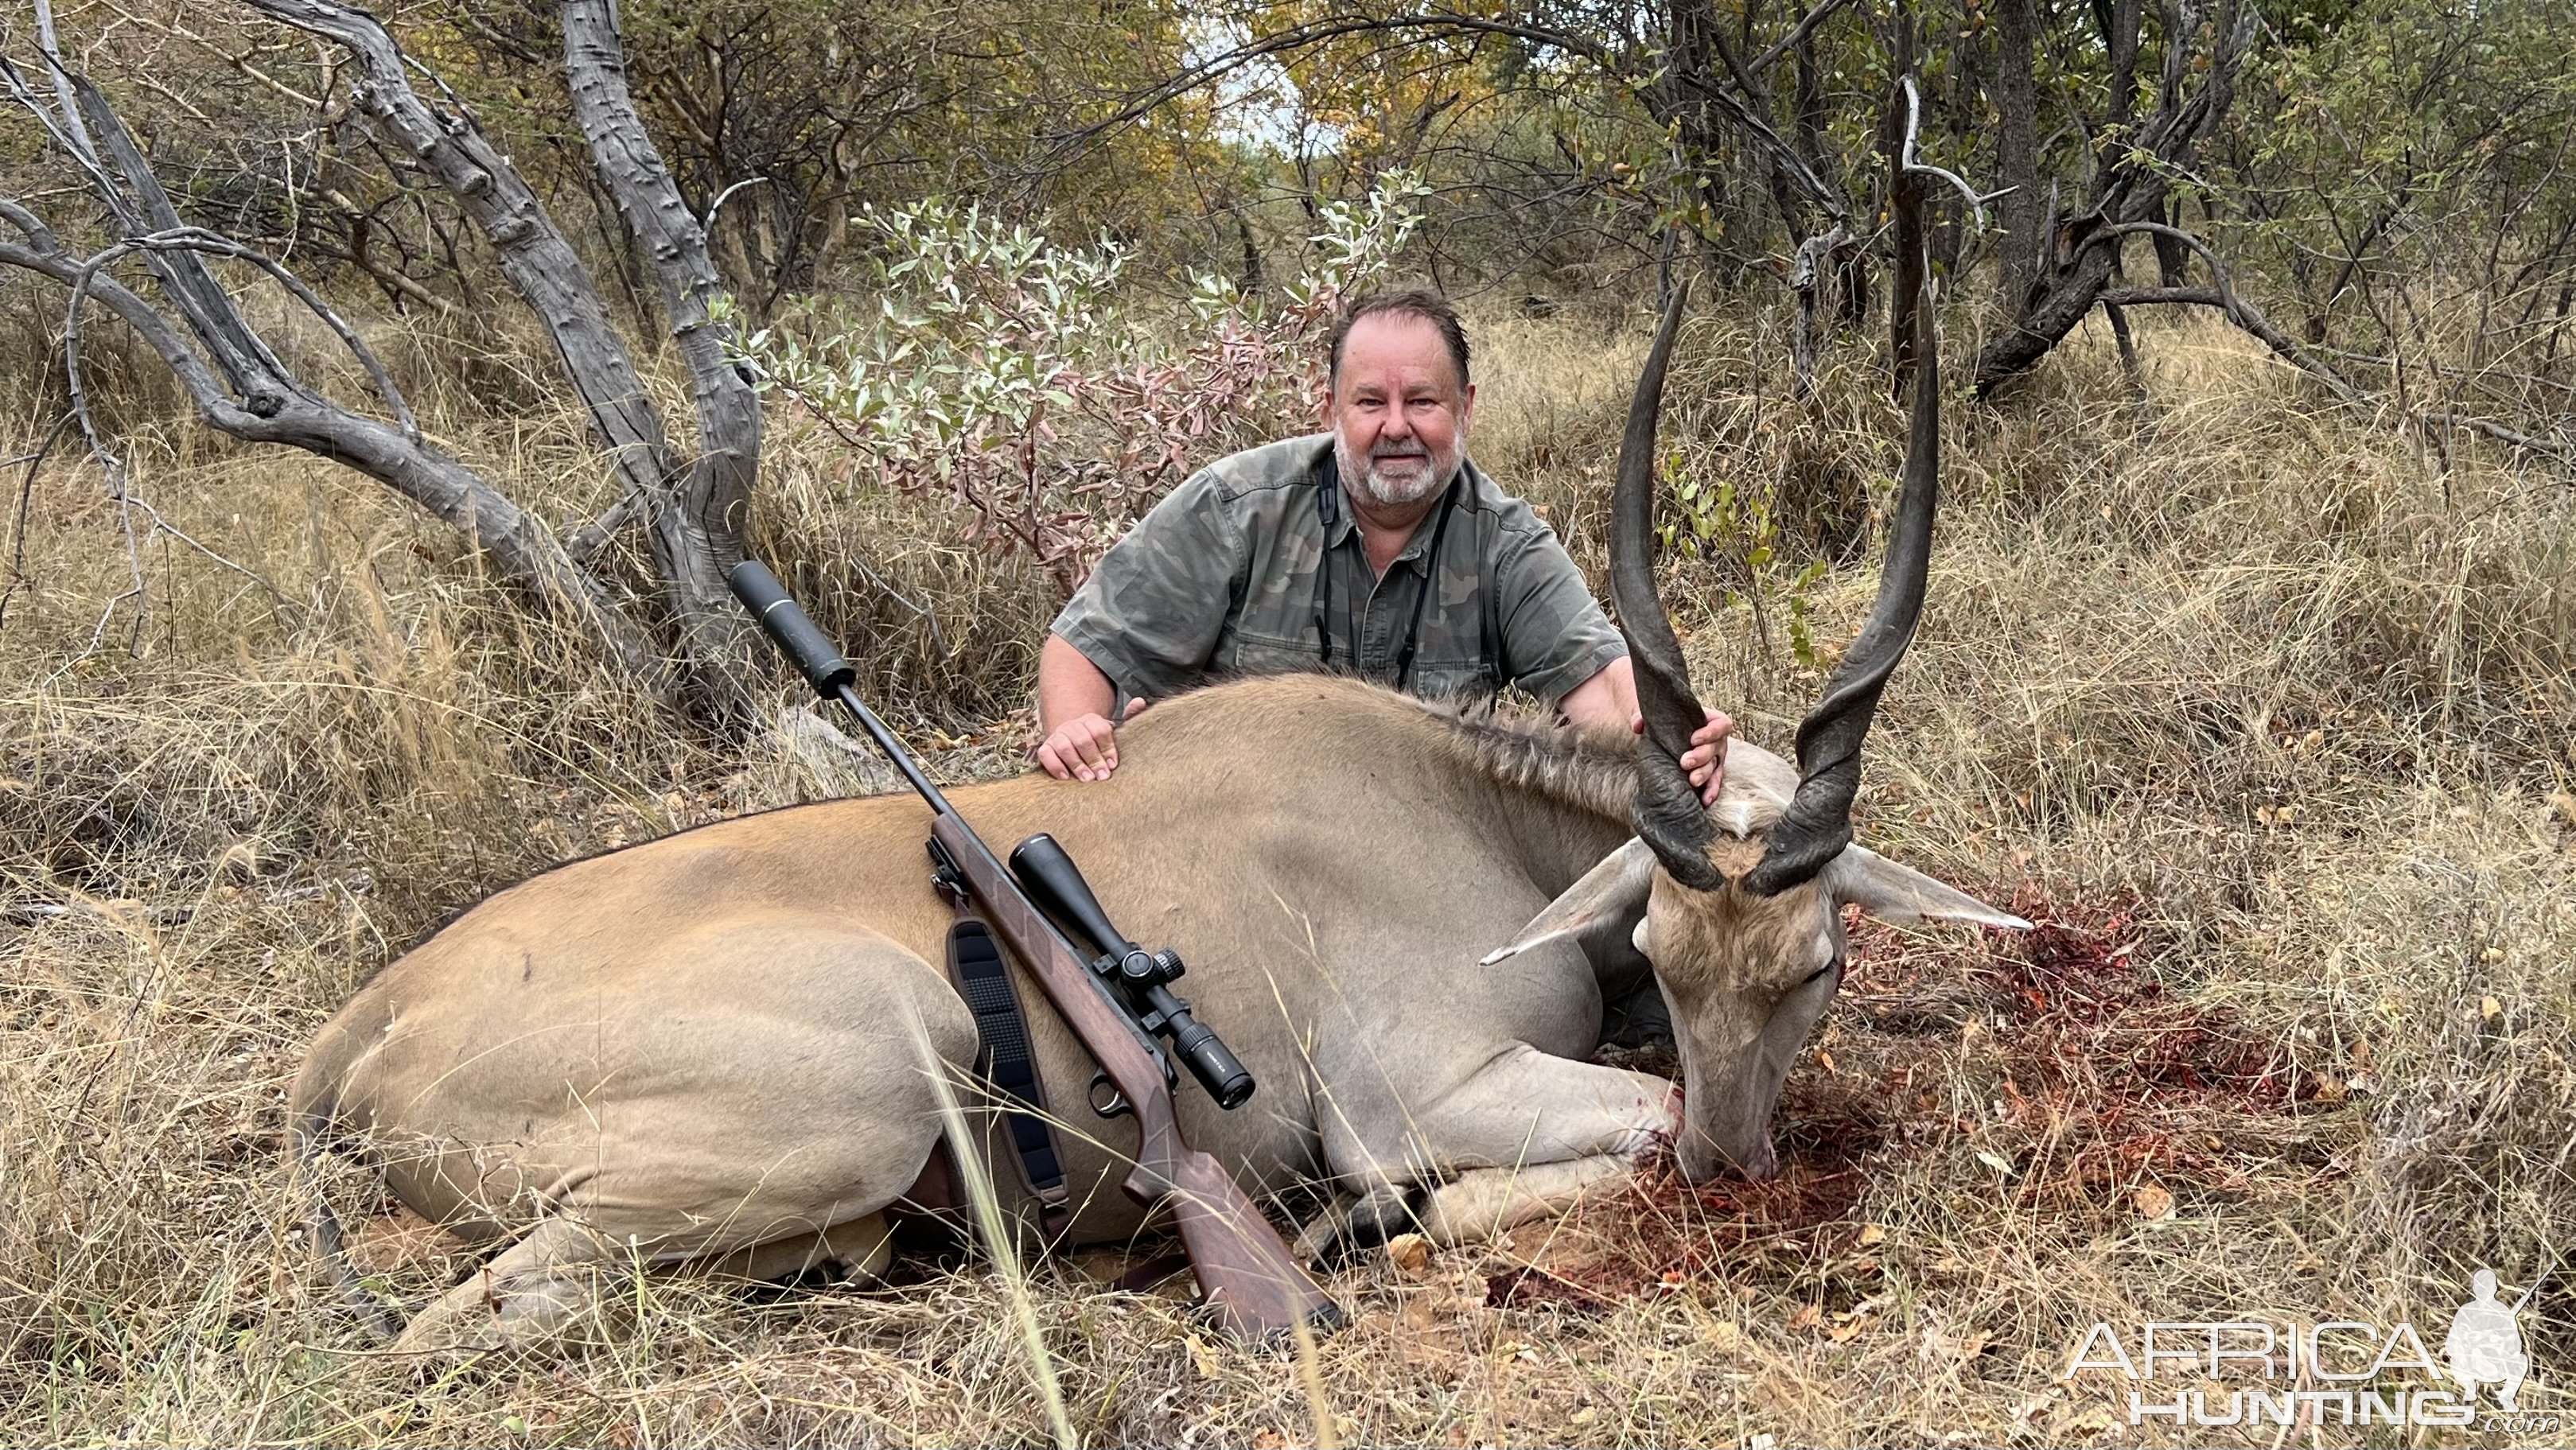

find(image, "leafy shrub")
[734,176,1426,596]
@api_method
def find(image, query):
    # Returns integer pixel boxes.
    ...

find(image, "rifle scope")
[1010,833,1257,1110]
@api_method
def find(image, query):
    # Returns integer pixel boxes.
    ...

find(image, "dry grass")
[4,294,2573,1445]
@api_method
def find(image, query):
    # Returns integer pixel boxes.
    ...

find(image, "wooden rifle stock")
[928,813,1342,1344]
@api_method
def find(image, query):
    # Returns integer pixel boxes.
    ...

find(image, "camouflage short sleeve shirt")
[1049,433,1626,709]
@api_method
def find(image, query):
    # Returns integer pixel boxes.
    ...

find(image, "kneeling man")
[1037,287,1730,792]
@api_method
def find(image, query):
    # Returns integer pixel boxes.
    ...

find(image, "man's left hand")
[1634,707,1732,806]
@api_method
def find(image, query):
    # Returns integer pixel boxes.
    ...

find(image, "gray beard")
[1334,433,1463,509]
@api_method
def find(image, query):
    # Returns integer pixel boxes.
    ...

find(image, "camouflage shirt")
[1050,433,1626,709]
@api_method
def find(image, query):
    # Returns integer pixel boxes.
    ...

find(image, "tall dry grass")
[3,293,2572,1445]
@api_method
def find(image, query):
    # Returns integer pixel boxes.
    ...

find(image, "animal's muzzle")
[1677,1124,1780,1184]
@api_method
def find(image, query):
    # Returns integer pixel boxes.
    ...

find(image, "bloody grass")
[1522,889,2329,1308]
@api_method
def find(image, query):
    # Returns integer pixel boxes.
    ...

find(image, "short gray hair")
[1327,287,1470,390]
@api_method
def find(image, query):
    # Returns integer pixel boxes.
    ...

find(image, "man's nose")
[1379,406,1414,439]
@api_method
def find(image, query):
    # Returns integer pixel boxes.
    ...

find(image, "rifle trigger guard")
[1088,1070,1130,1120]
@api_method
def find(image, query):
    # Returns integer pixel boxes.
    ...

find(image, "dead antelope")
[292,289,2021,1351]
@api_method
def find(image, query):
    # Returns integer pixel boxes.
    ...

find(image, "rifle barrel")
[726,560,955,814]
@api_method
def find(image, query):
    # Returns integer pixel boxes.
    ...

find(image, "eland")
[291,293,2024,1351]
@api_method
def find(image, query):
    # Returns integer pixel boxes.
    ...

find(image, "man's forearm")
[1558,655,1638,733]
[1037,633,1117,733]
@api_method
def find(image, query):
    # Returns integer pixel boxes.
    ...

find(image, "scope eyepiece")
[1167,1011,1255,1110]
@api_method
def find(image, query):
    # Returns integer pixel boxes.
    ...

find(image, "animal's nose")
[1679,1132,1779,1185]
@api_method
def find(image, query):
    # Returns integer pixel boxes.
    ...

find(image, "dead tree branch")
[561,0,757,689]
[236,0,766,713]
[0,60,669,683]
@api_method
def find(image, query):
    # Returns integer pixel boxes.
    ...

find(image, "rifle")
[727,560,1343,1344]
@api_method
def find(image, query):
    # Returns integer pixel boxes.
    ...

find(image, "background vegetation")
[3,0,2572,1443]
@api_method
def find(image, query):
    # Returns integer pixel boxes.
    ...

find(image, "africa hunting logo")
[2063,1268,2551,1430]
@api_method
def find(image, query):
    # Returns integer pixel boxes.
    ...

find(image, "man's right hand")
[1036,698,1150,782]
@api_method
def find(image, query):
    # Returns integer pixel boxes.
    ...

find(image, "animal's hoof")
[1298,1184,1418,1269]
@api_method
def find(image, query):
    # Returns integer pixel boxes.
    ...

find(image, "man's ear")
[1482,838,1656,965]
[1820,846,2031,929]
[1459,379,1477,427]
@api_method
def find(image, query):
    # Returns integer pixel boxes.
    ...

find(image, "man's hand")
[1566,657,1732,806]
[1634,707,1732,806]
[1036,698,1150,782]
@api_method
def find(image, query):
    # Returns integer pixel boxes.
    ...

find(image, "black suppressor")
[1010,833,1256,1110]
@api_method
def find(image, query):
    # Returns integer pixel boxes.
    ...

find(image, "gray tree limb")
[1972,0,2259,395]
[0,66,669,686]
[561,0,758,693]
[238,0,760,713]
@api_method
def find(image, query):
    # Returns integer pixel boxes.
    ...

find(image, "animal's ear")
[1822,846,2031,929]
[1481,838,1656,966]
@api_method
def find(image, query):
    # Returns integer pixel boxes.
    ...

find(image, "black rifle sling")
[943,918,1074,1242]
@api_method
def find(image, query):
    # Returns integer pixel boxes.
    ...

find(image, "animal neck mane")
[1414,701,1639,826]
[1408,694,1785,844]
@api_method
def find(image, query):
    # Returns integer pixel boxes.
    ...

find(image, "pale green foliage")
[1659,451,1831,669]
[735,174,1426,595]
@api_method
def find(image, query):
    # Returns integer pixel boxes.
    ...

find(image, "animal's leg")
[1418,1153,1633,1246]
[1311,1045,1675,1259]
[1294,1183,1419,1265]
[1290,1191,1357,1262]
[693,1211,896,1286]
[391,1217,609,1355]
[1412,1044,1678,1170]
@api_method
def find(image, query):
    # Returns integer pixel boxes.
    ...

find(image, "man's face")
[1327,312,1476,510]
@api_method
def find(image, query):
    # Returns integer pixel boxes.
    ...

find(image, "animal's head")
[1486,282,2025,1184]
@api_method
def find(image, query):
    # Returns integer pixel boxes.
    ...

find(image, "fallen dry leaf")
[2481,995,2504,1021]
[2134,1183,2176,1220]
[1385,1233,1432,1277]
[1922,1326,1991,1363]
[1787,1304,1823,1331]
[1857,1222,1887,1248]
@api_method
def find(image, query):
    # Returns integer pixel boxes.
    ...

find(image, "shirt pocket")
[1218,626,1320,681]
[1409,655,1500,706]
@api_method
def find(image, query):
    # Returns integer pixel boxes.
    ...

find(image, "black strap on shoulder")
[944,918,1072,1242]
[1313,453,1346,671]
[1391,473,1461,694]
[1477,507,1503,696]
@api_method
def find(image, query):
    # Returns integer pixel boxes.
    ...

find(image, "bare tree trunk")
[2151,193,2189,286]
[240,0,758,714]
[1791,225,1850,399]
[2103,299,2147,407]
[561,0,758,700]
[1990,0,2043,314]
[1881,11,1925,400]
[1973,0,2257,394]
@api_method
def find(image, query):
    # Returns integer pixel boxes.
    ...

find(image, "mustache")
[1370,442,1430,459]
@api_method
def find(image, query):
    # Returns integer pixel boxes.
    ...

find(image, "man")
[1035,287,1730,800]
